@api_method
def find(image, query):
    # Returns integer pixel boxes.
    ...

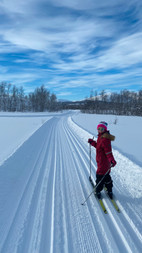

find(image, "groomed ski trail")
[0,113,141,253]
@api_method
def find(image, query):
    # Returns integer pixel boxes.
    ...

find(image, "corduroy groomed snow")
[97,121,108,131]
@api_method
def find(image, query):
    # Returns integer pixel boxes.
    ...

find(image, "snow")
[0,113,51,165]
[0,111,65,165]
[0,111,142,253]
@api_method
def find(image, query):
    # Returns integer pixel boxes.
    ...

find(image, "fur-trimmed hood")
[101,131,115,141]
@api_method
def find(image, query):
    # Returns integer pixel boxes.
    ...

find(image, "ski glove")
[88,138,94,144]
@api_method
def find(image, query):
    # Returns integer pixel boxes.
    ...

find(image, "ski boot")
[107,191,113,199]
[95,191,101,199]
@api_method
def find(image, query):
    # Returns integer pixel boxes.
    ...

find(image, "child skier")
[88,121,116,199]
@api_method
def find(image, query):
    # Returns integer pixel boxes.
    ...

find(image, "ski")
[104,187,120,213]
[89,177,108,214]
[97,198,108,214]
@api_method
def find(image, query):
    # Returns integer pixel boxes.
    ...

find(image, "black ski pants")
[95,174,113,193]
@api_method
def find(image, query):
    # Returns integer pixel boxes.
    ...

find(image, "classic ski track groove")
[0,122,52,253]
[0,115,141,253]
[66,116,142,253]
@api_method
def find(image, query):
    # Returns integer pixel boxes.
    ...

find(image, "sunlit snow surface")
[0,111,141,253]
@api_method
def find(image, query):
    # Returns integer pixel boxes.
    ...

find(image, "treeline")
[81,90,142,116]
[1,82,142,116]
[0,82,58,112]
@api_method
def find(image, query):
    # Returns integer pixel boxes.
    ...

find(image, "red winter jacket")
[90,131,115,175]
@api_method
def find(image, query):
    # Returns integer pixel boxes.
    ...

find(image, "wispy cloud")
[0,0,142,100]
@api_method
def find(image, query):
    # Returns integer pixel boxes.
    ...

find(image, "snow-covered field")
[0,111,141,253]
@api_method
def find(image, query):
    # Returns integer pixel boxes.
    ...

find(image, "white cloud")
[50,0,132,11]
[0,65,8,74]
[0,0,35,14]
[57,91,72,97]
[0,12,116,54]
[96,32,142,70]
[0,0,142,99]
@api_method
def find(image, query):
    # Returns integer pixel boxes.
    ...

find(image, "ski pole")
[89,144,92,180]
[89,136,94,180]
[81,168,111,206]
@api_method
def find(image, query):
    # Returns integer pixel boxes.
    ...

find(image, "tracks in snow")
[0,115,141,253]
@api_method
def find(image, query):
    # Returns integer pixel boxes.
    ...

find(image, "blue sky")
[0,0,142,101]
